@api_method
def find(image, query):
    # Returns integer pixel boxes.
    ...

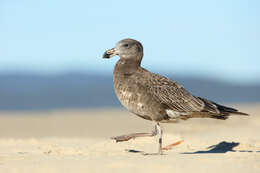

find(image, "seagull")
[103,38,248,155]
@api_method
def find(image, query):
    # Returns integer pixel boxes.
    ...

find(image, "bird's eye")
[123,44,129,48]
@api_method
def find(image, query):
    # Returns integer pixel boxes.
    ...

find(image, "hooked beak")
[103,48,116,59]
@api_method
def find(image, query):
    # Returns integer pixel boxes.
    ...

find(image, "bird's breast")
[113,73,167,122]
[114,79,145,114]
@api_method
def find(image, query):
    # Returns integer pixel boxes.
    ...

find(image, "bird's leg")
[141,123,164,156]
[111,125,158,142]
[156,122,163,154]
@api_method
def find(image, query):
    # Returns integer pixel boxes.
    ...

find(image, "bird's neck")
[114,58,141,76]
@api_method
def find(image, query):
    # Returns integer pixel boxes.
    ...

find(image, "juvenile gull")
[103,38,248,155]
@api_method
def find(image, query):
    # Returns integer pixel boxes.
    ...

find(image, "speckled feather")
[108,39,248,123]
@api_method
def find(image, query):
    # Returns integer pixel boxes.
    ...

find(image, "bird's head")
[103,38,143,63]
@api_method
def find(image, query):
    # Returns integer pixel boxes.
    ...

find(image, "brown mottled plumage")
[103,38,248,154]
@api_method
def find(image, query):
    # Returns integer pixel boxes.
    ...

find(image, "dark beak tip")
[102,52,110,59]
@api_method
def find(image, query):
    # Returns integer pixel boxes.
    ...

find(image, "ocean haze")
[0,73,259,111]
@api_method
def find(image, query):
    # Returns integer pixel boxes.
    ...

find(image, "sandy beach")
[0,103,259,173]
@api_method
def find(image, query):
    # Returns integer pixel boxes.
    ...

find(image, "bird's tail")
[215,103,249,116]
[198,97,249,120]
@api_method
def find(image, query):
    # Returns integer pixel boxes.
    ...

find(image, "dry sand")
[0,103,259,173]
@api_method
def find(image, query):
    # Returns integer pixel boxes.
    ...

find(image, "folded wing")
[144,73,222,115]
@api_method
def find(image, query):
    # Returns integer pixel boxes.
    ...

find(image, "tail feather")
[198,97,249,118]
[215,103,249,116]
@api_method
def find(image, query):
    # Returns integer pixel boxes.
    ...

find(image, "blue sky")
[1,0,259,84]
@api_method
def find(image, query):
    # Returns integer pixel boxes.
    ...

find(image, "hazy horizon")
[0,70,259,86]
[0,73,259,111]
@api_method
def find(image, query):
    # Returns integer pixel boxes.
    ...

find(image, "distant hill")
[0,73,259,110]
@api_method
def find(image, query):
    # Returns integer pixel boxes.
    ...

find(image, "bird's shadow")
[126,141,259,155]
[182,141,254,154]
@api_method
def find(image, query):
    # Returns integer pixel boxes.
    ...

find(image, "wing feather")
[144,72,212,113]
